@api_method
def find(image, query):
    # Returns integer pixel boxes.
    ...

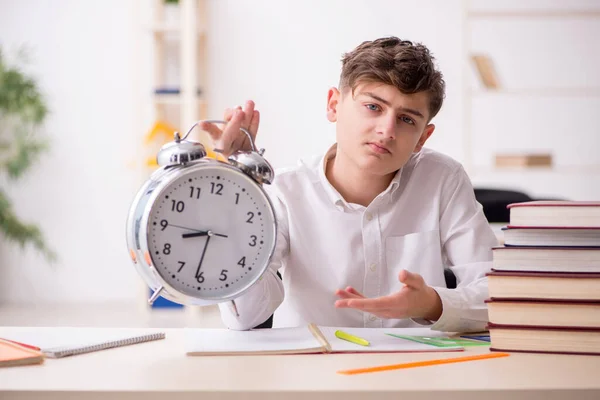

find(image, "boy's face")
[326,82,435,177]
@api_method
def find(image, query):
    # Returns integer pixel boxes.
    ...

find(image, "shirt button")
[365,212,373,221]
[369,263,377,272]
[369,315,377,321]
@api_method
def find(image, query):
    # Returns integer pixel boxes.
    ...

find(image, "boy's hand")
[199,100,260,157]
[334,270,443,321]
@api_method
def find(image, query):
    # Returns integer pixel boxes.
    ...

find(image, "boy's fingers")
[334,298,395,313]
[242,100,255,129]
[223,107,234,122]
[335,289,363,300]
[199,121,223,141]
[221,110,245,154]
[345,295,396,310]
[249,110,260,139]
[399,269,425,290]
[346,286,365,297]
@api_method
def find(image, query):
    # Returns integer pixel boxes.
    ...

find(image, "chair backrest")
[474,188,533,223]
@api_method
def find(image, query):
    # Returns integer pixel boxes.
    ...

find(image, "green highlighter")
[386,334,490,347]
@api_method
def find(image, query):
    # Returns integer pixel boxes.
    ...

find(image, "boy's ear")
[326,87,340,122]
[414,124,435,153]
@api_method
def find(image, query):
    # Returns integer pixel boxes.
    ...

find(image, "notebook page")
[320,327,463,352]
[185,326,321,354]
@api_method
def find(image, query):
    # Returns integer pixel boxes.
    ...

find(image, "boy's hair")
[339,36,446,120]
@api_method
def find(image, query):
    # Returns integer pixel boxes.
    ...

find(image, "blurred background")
[0,0,598,327]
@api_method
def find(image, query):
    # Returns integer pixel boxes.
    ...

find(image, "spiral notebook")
[0,328,165,358]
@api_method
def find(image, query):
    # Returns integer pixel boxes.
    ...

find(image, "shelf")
[468,10,600,19]
[469,166,600,175]
[469,88,600,97]
[149,23,205,36]
[154,95,206,106]
[154,87,203,95]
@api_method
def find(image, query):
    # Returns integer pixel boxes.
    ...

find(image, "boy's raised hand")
[334,270,443,321]
[199,100,260,157]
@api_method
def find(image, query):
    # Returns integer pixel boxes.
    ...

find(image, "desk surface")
[1,327,599,400]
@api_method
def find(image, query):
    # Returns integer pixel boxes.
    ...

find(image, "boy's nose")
[376,116,396,139]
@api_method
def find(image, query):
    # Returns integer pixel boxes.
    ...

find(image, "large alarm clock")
[126,120,277,313]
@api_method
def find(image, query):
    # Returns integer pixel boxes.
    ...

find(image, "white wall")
[0,0,144,304]
[204,0,467,168]
[0,0,598,305]
[0,0,466,305]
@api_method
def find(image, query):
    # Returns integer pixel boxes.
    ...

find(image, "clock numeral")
[210,182,223,195]
[246,212,254,224]
[249,235,257,247]
[189,186,201,199]
[177,261,185,272]
[235,193,240,205]
[163,243,171,255]
[160,219,168,230]
[171,200,185,213]
[237,256,246,268]
[196,271,205,283]
[219,269,228,281]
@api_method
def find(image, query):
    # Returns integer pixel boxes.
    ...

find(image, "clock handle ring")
[179,119,257,153]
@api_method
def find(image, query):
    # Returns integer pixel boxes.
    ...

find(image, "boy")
[200,37,498,333]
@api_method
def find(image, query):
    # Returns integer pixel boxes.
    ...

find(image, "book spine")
[308,323,331,353]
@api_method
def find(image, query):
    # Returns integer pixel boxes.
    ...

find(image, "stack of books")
[486,201,600,356]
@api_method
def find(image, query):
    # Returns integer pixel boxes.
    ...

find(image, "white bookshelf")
[150,0,208,142]
[463,0,600,200]
[141,0,215,322]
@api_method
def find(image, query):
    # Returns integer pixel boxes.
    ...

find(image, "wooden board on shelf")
[471,54,500,89]
[494,153,553,168]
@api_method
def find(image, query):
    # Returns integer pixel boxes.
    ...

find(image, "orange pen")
[337,352,510,375]
[1,338,41,351]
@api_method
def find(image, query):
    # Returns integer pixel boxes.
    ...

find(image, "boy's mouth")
[367,142,391,154]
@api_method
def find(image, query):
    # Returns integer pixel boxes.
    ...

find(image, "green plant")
[0,47,56,262]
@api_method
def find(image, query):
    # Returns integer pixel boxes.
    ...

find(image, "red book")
[501,226,600,247]
[487,323,600,356]
[487,271,600,301]
[507,201,600,228]
[486,298,600,329]
[491,246,600,273]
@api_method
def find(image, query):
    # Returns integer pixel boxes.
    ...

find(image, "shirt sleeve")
[428,166,499,333]
[218,188,289,330]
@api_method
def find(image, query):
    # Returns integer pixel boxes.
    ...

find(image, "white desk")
[1,327,599,400]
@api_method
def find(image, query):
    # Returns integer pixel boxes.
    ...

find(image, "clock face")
[146,163,276,301]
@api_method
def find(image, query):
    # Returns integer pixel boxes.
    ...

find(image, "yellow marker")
[335,330,370,347]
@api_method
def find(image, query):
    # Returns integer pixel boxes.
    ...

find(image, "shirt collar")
[317,144,404,210]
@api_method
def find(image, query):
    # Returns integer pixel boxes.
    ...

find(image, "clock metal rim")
[138,159,278,305]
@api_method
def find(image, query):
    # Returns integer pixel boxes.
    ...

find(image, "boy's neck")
[326,150,395,207]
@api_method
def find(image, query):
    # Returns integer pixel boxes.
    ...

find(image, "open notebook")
[185,324,464,356]
[0,328,165,358]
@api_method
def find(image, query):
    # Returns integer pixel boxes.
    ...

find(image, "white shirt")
[219,145,499,332]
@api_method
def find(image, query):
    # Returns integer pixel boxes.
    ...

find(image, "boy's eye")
[400,116,415,125]
[366,104,380,112]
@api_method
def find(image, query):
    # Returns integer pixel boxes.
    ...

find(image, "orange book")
[0,338,44,367]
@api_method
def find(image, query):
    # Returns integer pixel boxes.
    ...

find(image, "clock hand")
[169,223,205,232]
[183,231,228,239]
[195,233,212,279]
[182,231,209,238]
